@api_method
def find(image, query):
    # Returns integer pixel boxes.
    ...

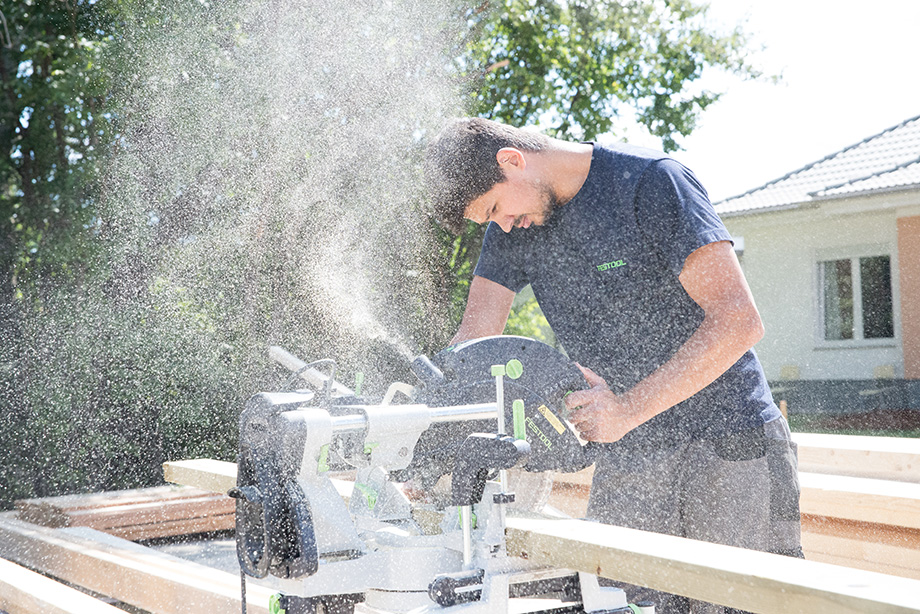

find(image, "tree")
[435,0,762,338]
[0,0,121,505]
[0,0,115,301]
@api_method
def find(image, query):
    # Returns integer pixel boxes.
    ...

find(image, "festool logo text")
[525,417,552,450]
[596,259,626,272]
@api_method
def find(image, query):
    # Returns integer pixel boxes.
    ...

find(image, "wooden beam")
[799,471,920,528]
[0,557,128,614]
[17,486,236,541]
[793,432,920,482]
[801,515,920,580]
[0,514,273,614]
[16,485,211,525]
[553,434,920,490]
[505,516,920,614]
[551,470,920,529]
[163,459,355,502]
[163,459,238,495]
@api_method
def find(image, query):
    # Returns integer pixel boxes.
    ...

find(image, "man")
[425,118,802,614]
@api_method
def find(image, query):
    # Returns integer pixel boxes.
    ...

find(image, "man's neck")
[532,141,594,206]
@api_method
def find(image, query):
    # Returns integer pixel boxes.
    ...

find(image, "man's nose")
[494,215,514,233]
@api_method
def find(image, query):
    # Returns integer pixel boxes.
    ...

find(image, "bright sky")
[629,0,920,202]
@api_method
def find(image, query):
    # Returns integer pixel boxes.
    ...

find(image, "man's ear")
[496,147,525,171]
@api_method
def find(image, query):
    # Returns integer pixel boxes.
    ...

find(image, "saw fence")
[1,432,919,614]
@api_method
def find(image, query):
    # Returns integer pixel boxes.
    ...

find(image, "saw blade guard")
[402,335,597,487]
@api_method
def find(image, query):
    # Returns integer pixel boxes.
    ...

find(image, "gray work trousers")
[587,416,802,614]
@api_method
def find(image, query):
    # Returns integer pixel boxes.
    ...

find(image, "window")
[820,254,893,341]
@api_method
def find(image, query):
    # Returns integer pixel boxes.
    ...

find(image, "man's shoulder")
[594,141,672,164]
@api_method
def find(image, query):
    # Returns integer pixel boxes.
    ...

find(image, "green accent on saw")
[269,594,286,614]
[354,483,377,510]
[505,358,523,379]
[491,364,505,377]
[354,371,364,396]
[512,400,526,440]
[628,605,642,614]
[457,506,477,529]
[317,444,330,473]
[364,442,379,455]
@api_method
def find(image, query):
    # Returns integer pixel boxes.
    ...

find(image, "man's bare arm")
[567,240,764,442]
[450,275,516,345]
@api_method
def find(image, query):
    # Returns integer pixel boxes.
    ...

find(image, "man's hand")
[564,365,643,443]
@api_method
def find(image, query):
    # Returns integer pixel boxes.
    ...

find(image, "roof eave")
[809,182,920,203]
[717,200,818,218]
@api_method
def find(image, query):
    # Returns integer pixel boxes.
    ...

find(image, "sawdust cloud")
[100,0,466,388]
[2,0,471,499]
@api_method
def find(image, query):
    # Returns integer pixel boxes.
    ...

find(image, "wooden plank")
[552,466,920,529]
[801,514,920,550]
[801,515,920,580]
[62,495,234,530]
[16,485,235,541]
[552,471,920,527]
[15,485,216,528]
[106,513,235,542]
[505,516,920,614]
[799,472,920,528]
[163,459,238,494]
[793,432,920,482]
[163,459,355,502]
[0,557,127,614]
[553,435,920,486]
[0,513,273,614]
[546,482,589,518]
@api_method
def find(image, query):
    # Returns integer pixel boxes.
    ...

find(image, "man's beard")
[513,180,562,227]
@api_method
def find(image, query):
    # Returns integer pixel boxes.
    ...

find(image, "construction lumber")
[15,484,235,541]
[552,469,920,526]
[801,515,920,579]
[163,459,238,495]
[799,471,920,528]
[0,513,273,614]
[505,516,920,614]
[0,557,127,614]
[163,458,355,501]
[792,432,920,482]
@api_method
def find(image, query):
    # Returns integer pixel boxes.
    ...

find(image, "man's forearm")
[450,275,516,345]
[623,304,764,424]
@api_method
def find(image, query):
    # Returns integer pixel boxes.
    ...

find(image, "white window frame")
[814,245,897,349]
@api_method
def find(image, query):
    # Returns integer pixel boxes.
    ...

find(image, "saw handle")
[450,433,531,507]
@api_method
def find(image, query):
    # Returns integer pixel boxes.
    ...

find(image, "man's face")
[464,175,559,233]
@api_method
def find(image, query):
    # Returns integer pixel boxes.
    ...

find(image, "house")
[714,114,920,414]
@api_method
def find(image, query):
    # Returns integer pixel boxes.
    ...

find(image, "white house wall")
[724,205,901,381]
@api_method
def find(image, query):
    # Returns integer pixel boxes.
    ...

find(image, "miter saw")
[231,336,655,614]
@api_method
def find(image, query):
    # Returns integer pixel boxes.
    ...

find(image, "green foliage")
[466,0,759,147]
[0,289,243,504]
[0,0,116,288]
[504,294,554,345]
[0,0,126,507]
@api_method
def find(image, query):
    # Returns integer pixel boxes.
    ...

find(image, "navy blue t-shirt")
[474,143,779,453]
